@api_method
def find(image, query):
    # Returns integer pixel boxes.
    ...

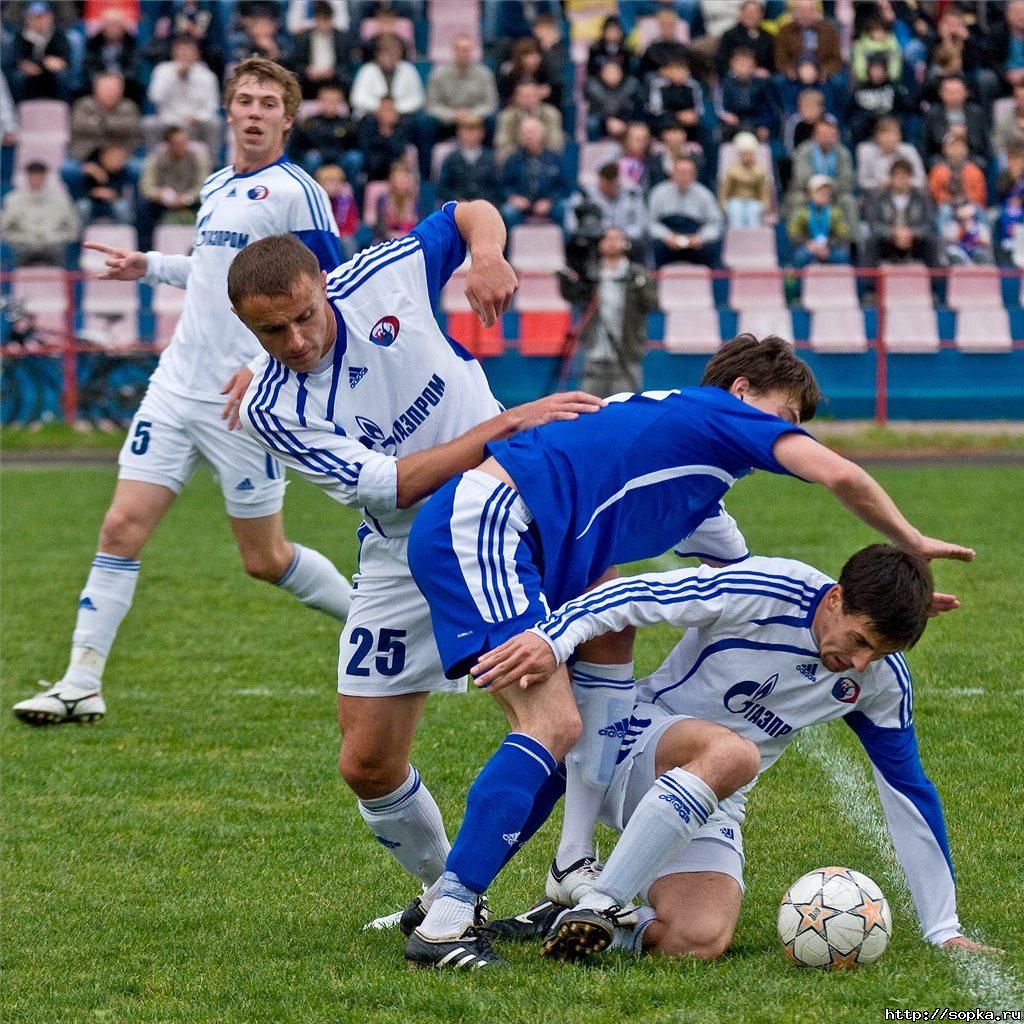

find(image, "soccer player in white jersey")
[12,59,353,727]
[477,546,999,960]
[222,204,603,935]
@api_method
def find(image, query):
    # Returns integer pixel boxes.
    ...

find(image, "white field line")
[796,726,1023,1008]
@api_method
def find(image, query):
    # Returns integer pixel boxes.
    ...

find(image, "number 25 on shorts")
[346,628,407,677]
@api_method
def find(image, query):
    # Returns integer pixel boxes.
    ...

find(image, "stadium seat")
[729,269,786,310]
[663,308,721,353]
[360,16,415,51]
[878,263,932,307]
[154,313,180,349]
[80,225,138,273]
[428,1,481,60]
[946,265,1003,310]
[362,180,389,226]
[444,311,504,358]
[430,138,457,180]
[12,268,69,314]
[82,282,139,344]
[722,226,778,269]
[518,311,572,355]
[658,264,713,310]
[578,140,620,187]
[809,309,868,353]
[800,264,859,310]
[153,224,195,256]
[955,308,1013,352]
[14,137,68,184]
[514,273,570,311]
[509,223,565,272]
[882,307,940,352]
[441,270,471,312]
[16,99,70,142]
[737,308,793,341]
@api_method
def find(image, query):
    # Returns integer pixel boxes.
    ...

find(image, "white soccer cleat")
[546,856,605,907]
[12,680,106,725]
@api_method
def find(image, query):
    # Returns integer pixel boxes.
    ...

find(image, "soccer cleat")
[12,680,106,725]
[488,898,565,942]
[399,893,489,938]
[541,905,634,962]
[405,926,505,970]
[545,856,604,906]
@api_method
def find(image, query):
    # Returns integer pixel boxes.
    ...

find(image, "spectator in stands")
[647,55,705,148]
[360,4,413,58]
[426,34,499,140]
[494,82,564,165]
[564,161,647,246]
[0,73,16,198]
[315,163,360,259]
[616,121,661,192]
[783,88,830,155]
[288,82,360,180]
[531,12,568,109]
[373,161,419,242]
[856,116,926,194]
[942,198,993,265]
[77,143,134,225]
[587,15,634,79]
[436,116,501,207]
[356,95,413,181]
[847,51,913,148]
[147,35,222,156]
[556,225,658,397]
[647,155,723,267]
[850,16,902,84]
[992,81,1024,162]
[290,0,355,99]
[986,0,1024,93]
[773,1,843,85]
[0,159,79,266]
[497,36,558,109]
[923,76,988,165]
[499,115,570,229]
[350,32,424,119]
[232,9,289,64]
[719,131,771,228]
[996,141,1024,261]
[143,1,227,78]
[789,119,856,227]
[716,0,774,78]
[776,54,842,124]
[928,131,987,210]
[84,10,141,104]
[653,122,705,185]
[68,72,141,164]
[638,7,692,80]
[787,174,851,267]
[718,46,774,143]
[137,125,207,250]
[585,60,641,142]
[13,1,71,101]
[862,159,940,267]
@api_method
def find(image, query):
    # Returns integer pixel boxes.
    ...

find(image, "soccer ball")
[777,867,892,968]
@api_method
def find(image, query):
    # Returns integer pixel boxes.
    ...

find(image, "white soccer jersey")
[240,202,503,538]
[145,156,342,402]
[535,557,961,944]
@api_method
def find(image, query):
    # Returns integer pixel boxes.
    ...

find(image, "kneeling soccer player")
[476,545,998,960]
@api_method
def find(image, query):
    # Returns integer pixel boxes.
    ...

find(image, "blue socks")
[501,761,566,868]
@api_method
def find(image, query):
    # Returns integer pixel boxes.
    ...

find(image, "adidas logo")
[502,831,521,847]
[235,478,255,492]
[720,827,735,841]
[375,836,401,849]
[797,663,818,682]
[226,187,237,197]
[599,717,630,739]
[349,366,367,388]
[78,597,97,611]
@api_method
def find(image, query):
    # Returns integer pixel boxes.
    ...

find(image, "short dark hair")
[162,124,187,143]
[312,0,333,18]
[227,234,320,308]
[890,157,915,176]
[26,160,47,174]
[700,334,821,422]
[597,161,619,181]
[838,544,933,649]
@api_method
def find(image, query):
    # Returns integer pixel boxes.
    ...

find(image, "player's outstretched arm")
[772,433,975,563]
[82,242,193,288]
[453,200,517,327]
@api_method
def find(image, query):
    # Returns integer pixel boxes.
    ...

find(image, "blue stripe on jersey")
[885,653,914,728]
[325,304,349,423]
[286,161,336,232]
[200,166,233,196]
[492,488,519,620]
[651,637,821,703]
[296,372,309,427]
[327,235,418,293]
[280,161,325,230]
[203,172,238,202]
[475,485,508,621]
[327,239,422,300]
[673,548,751,564]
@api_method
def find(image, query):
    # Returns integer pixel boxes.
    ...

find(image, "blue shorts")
[407,469,549,679]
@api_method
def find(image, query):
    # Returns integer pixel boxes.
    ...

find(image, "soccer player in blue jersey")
[403,335,975,968]
[476,545,999,961]
[13,59,353,727]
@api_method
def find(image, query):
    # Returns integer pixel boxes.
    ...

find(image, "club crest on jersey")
[355,415,397,455]
[369,315,400,347]
[831,677,861,704]
[247,185,270,201]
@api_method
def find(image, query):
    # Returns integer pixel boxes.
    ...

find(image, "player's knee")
[656,921,733,960]
[699,729,760,797]
[721,732,761,790]
[549,704,583,759]
[338,745,406,799]
[98,505,148,556]
[240,543,292,582]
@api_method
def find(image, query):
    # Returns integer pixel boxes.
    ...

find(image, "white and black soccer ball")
[777,867,892,968]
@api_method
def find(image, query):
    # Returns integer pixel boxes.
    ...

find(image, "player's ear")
[321,270,328,292]
[729,375,750,399]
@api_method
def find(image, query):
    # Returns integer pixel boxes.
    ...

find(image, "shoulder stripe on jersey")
[279,162,325,231]
[884,653,913,727]
[327,242,423,300]
[325,236,411,290]
[295,372,309,427]
[326,235,420,296]
[284,161,335,232]
[201,165,233,190]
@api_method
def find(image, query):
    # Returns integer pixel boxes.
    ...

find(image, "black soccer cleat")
[541,906,621,962]
[405,926,505,970]
[489,898,566,942]
[400,893,489,938]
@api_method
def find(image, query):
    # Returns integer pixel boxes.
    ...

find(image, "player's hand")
[504,391,605,434]
[220,368,254,430]
[465,248,517,327]
[929,592,960,616]
[83,242,149,281]
[913,534,975,563]
[942,935,1003,953]
[471,631,557,692]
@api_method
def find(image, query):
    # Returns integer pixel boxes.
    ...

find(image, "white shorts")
[601,701,747,896]
[338,528,469,698]
[118,380,287,519]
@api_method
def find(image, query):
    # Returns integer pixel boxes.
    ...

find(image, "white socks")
[65,553,140,687]
[275,544,352,621]
[419,872,477,939]
[556,660,636,867]
[358,766,450,885]
[579,767,718,909]
[609,904,657,954]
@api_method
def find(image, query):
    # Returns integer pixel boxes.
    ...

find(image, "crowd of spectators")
[3,0,1024,280]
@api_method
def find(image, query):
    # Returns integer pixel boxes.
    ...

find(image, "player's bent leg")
[643,870,742,959]
[654,718,761,801]
[13,479,177,726]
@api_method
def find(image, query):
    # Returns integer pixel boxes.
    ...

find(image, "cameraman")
[557,226,659,397]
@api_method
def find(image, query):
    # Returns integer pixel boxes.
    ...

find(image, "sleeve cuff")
[528,626,564,665]
[924,919,963,946]
[355,456,398,511]
[142,250,164,285]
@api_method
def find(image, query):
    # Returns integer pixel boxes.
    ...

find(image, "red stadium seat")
[578,140,620,188]
[729,269,786,310]
[800,264,859,310]
[882,307,940,352]
[737,308,793,341]
[83,279,139,315]
[12,268,69,315]
[809,309,868,352]
[663,308,722,353]
[946,265,1003,310]
[878,263,932,307]
[955,308,1013,352]
[722,226,778,269]
[509,223,565,272]
[658,264,714,311]
[518,311,572,355]
[445,311,504,358]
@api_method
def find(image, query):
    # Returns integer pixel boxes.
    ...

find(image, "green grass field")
[2,463,1022,1024]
